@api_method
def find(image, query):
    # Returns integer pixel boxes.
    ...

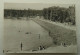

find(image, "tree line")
[43,6,75,25]
[4,6,75,25]
[4,9,42,18]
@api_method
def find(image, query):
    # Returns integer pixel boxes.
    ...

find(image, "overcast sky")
[4,3,74,10]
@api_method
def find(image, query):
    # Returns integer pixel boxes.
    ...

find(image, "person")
[49,31,51,36]
[21,42,22,51]
[38,46,42,50]
[19,30,20,32]
[3,50,4,53]
[63,43,66,47]
[39,34,40,39]
[42,46,45,50]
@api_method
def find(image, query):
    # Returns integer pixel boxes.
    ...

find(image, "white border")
[0,0,80,55]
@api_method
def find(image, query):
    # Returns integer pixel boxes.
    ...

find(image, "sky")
[4,3,74,10]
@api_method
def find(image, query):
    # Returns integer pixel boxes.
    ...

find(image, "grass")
[33,18,77,46]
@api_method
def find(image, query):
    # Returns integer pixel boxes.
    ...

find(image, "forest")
[4,6,75,25]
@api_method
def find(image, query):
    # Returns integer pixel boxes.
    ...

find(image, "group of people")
[25,32,31,34]
[32,45,45,52]
[38,46,45,50]
[61,43,67,47]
